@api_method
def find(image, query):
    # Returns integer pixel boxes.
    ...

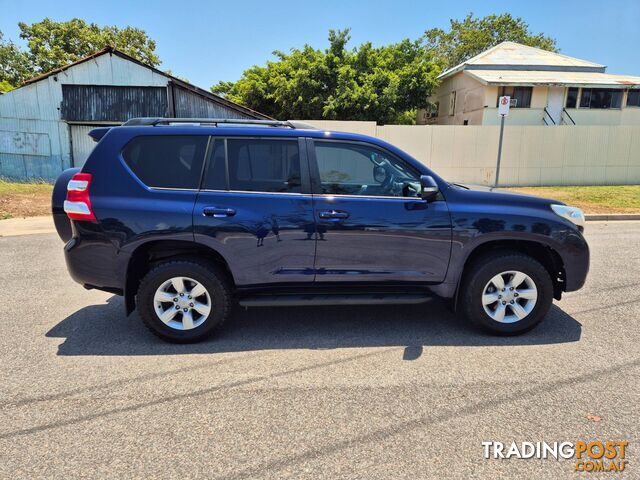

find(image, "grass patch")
[1,179,638,218]
[0,178,53,219]
[504,185,640,214]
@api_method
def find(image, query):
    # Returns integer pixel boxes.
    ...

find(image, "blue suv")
[52,118,590,343]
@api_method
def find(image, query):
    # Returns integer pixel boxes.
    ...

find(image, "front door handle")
[203,206,236,218]
[319,210,349,220]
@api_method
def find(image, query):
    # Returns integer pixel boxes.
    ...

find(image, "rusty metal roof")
[17,46,272,119]
[439,42,606,80]
[465,69,640,88]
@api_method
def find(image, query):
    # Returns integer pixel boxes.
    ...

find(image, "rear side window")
[122,135,208,189]
[227,138,301,193]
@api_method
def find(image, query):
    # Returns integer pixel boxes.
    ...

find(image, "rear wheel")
[458,252,553,335]
[137,259,231,343]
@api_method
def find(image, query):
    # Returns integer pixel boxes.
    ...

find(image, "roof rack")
[122,117,296,128]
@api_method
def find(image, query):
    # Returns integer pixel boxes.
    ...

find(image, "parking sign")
[498,96,511,116]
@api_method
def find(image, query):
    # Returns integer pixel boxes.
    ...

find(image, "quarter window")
[122,135,207,189]
[227,138,301,193]
[314,141,421,198]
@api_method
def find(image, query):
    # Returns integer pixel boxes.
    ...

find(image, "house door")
[546,87,564,125]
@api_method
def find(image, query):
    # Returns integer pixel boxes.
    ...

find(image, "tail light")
[64,173,96,221]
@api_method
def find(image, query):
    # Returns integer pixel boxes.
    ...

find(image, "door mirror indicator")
[420,175,439,201]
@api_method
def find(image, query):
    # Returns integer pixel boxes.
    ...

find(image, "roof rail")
[122,117,296,128]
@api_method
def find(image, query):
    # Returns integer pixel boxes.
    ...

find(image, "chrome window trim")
[199,188,313,197]
[312,193,424,201]
[198,189,422,200]
[149,186,200,192]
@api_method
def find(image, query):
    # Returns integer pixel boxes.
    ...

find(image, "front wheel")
[137,259,231,343]
[458,252,553,335]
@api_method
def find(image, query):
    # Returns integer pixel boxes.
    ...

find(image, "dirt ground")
[0,184,53,219]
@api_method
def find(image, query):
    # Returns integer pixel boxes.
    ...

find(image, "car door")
[308,138,451,283]
[193,136,316,286]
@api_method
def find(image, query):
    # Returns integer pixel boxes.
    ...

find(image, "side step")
[238,293,433,307]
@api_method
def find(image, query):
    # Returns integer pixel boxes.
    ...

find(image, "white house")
[421,42,640,126]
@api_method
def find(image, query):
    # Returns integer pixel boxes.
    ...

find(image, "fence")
[301,121,640,186]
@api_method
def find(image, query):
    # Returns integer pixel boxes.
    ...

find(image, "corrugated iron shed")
[0,47,271,179]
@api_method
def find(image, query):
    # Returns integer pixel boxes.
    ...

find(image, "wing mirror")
[420,175,439,201]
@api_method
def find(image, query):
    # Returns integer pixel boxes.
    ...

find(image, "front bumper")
[561,230,590,292]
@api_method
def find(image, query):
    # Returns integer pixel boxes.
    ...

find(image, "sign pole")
[495,95,510,188]
[495,114,505,187]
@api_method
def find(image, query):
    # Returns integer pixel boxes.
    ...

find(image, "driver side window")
[313,141,420,197]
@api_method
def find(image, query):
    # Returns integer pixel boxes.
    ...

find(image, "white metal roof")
[464,69,640,88]
[438,42,605,80]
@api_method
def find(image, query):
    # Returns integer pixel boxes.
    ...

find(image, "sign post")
[495,96,510,187]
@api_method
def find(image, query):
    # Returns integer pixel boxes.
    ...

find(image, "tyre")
[137,259,231,343]
[458,252,553,335]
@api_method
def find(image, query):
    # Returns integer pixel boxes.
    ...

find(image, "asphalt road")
[0,222,638,479]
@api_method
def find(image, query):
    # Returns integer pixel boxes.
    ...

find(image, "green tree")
[0,31,32,90]
[18,18,160,73]
[212,29,439,124]
[424,13,558,69]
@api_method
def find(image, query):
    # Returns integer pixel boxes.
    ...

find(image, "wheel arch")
[124,240,235,315]
[454,239,565,311]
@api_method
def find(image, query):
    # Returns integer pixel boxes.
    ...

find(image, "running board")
[238,293,433,307]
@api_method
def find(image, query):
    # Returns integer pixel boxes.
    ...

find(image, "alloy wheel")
[153,276,212,330]
[481,270,538,323]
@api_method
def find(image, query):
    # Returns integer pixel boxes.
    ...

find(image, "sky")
[1,0,639,89]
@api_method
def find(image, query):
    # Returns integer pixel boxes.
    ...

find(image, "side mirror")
[420,175,439,201]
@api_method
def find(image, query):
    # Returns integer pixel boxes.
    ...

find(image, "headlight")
[551,204,585,228]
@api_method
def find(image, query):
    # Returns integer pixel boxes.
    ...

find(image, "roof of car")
[115,117,388,143]
[95,119,446,185]
[116,123,388,143]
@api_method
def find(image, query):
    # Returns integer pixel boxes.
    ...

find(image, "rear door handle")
[203,207,236,218]
[319,210,349,220]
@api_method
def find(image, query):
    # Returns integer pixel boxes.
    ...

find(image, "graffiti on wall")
[0,131,51,157]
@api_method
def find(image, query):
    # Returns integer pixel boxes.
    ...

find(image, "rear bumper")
[64,236,125,293]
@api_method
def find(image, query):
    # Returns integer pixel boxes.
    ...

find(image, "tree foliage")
[0,19,160,89]
[18,18,160,72]
[212,29,439,124]
[424,13,558,69]
[214,13,557,123]
[0,32,32,90]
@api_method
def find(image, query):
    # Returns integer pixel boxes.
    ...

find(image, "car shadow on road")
[47,296,582,357]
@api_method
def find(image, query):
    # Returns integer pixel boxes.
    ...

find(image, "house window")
[627,90,640,107]
[448,91,456,116]
[579,88,623,109]
[566,87,579,108]
[497,86,532,108]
